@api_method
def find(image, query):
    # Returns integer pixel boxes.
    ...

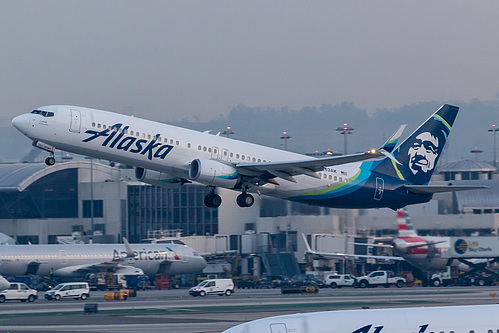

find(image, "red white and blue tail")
[397,209,418,238]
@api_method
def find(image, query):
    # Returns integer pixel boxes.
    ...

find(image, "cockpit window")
[31,110,54,117]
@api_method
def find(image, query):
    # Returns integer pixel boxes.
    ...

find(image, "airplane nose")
[12,114,29,135]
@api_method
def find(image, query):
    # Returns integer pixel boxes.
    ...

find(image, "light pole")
[336,123,354,154]
[488,124,499,167]
[280,131,291,151]
[222,126,234,138]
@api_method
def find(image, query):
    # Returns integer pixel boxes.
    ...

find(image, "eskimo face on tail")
[408,132,439,175]
[386,104,458,185]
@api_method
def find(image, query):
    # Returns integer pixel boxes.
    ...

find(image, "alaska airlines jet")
[12,104,484,209]
[0,239,206,278]
[222,304,499,333]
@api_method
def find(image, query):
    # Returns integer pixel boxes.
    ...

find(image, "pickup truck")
[0,282,38,303]
[356,271,405,288]
[324,274,357,288]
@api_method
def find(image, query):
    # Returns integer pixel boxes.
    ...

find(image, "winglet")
[122,237,135,258]
[381,125,406,153]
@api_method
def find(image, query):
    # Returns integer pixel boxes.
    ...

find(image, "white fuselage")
[14,105,363,199]
[0,243,206,277]
[223,304,499,333]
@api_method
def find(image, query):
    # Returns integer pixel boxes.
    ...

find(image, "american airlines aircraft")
[0,276,10,291]
[222,304,499,333]
[0,239,206,278]
[12,104,484,209]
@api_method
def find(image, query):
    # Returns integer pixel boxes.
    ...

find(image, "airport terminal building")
[1,159,499,277]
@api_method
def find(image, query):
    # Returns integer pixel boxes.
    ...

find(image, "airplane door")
[211,146,220,159]
[70,109,81,133]
[60,250,68,265]
[270,323,287,333]
[222,148,229,161]
[374,177,384,200]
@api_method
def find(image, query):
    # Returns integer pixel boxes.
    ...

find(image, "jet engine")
[189,159,238,188]
[135,167,185,188]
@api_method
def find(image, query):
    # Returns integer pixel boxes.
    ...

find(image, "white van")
[0,283,38,303]
[189,279,234,297]
[324,274,357,288]
[45,282,90,300]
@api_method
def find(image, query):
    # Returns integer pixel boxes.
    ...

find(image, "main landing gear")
[236,192,254,207]
[203,187,255,208]
[204,187,222,208]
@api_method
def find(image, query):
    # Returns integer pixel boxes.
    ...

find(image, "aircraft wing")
[302,234,404,262]
[404,184,488,194]
[236,125,405,183]
[237,150,383,183]
[55,263,145,276]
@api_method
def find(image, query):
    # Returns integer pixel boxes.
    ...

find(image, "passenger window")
[257,159,261,162]
[323,174,327,179]
[92,122,96,127]
[241,155,245,160]
[334,176,337,181]
[103,125,107,129]
[187,143,191,148]
[230,153,234,158]
[236,154,240,159]
[142,133,145,138]
[130,130,134,135]
[176,141,179,145]
[198,146,202,151]
[164,138,168,143]
[247,156,250,161]
[47,112,54,117]
[252,157,256,162]
[329,175,332,180]
[98,124,101,129]
[339,177,342,182]
[208,148,212,153]
[224,151,228,156]
[203,147,207,152]
[148,134,151,139]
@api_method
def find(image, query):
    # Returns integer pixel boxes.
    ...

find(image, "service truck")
[356,271,405,288]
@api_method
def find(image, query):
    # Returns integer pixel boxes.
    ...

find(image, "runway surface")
[0,286,498,332]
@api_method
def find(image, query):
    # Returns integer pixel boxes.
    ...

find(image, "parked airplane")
[0,239,206,278]
[0,275,10,291]
[222,304,499,333]
[12,104,484,209]
[392,209,452,271]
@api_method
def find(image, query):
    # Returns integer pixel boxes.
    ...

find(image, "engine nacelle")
[189,159,239,188]
[135,167,185,188]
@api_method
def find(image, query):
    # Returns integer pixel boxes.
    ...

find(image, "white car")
[0,282,38,303]
[45,282,90,300]
[189,279,234,297]
[324,274,357,288]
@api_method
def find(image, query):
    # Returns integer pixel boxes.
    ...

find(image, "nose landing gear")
[45,155,56,166]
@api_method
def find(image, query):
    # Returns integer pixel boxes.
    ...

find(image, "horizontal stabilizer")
[404,184,488,194]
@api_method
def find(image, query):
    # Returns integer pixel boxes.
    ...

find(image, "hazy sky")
[2,1,499,125]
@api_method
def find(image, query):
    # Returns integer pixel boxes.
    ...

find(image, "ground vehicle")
[0,283,38,303]
[291,274,327,288]
[324,274,357,288]
[271,276,291,288]
[45,282,90,300]
[189,279,234,297]
[356,271,405,288]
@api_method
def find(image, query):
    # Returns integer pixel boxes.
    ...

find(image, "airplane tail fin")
[380,104,459,185]
[397,209,418,237]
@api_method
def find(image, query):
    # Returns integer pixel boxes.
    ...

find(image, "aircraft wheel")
[236,193,254,207]
[204,194,222,208]
[45,157,56,166]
